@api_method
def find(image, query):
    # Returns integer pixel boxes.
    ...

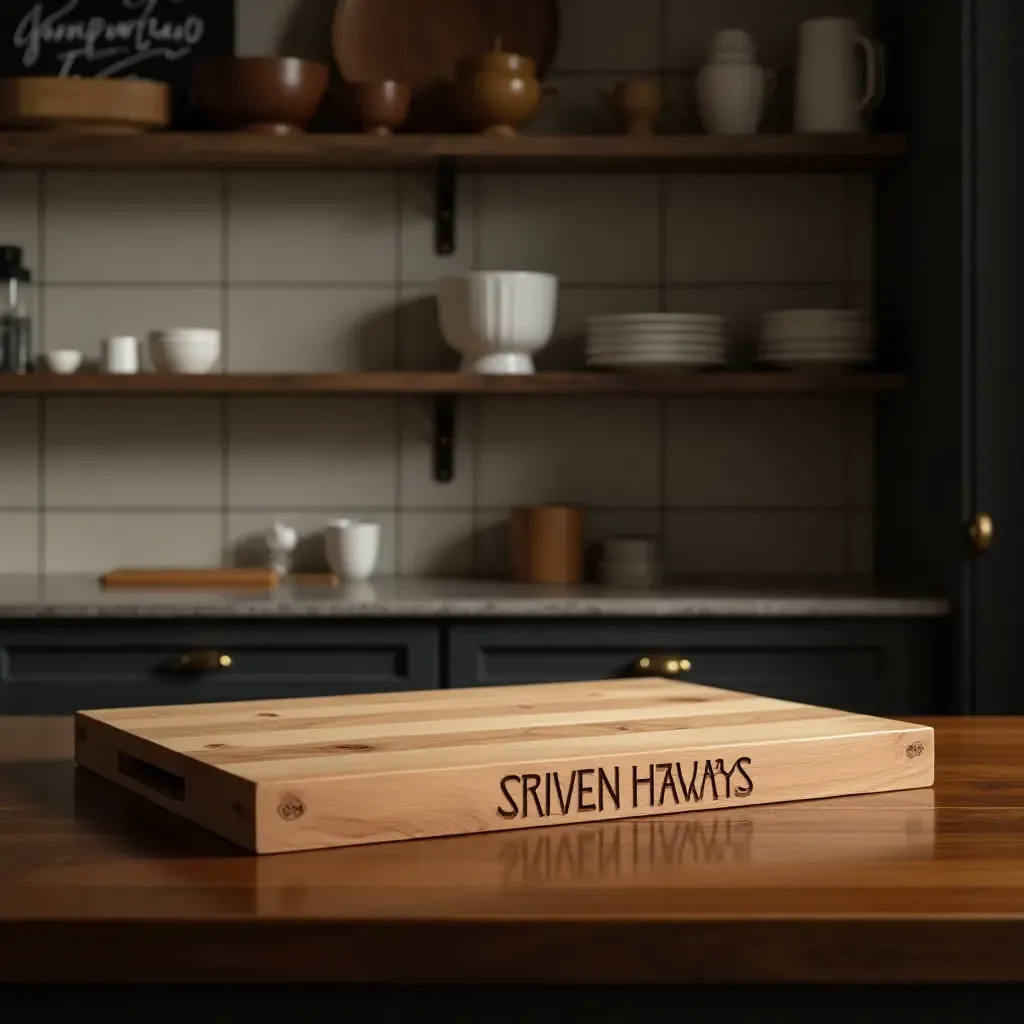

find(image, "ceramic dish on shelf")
[193,57,329,135]
[586,311,728,370]
[438,271,559,374]
[0,77,170,132]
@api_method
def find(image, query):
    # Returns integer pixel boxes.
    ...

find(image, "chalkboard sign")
[0,0,235,125]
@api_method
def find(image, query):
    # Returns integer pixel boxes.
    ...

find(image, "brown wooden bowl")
[193,57,330,136]
[347,80,411,135]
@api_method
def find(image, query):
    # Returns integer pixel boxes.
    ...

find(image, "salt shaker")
[265,521,298,577]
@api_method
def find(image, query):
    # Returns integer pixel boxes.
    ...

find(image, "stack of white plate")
[758,309,875,368]
[586,313,727,371]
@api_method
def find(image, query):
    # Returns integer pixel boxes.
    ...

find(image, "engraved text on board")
[497,757,754,820]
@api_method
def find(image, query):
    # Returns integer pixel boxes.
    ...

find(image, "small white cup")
[102,335,140,374]
[45,350,83,374]
[324,519,381,582]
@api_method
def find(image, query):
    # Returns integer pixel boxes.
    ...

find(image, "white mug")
[324,519,381,582]
[794,17,885,133]
[102,335,140,374]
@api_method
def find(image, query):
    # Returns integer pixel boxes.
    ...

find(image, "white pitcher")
[794,17,885,133]
[696,30,774,135]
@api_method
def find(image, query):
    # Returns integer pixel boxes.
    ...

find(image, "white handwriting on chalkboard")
[14,0,206,77]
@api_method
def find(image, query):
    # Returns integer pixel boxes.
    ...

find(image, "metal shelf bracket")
[432,395,456,483]
[435,157,457,256]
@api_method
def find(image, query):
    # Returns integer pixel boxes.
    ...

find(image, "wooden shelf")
[0,132,908,172]
[0,372,906,396]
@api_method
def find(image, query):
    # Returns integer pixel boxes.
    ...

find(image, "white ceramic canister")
[696,29,774,135]
[101,335,140,374]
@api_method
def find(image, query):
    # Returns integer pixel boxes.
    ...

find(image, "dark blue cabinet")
[0,621,440,714]
[447,620,945,717]
[0,617,943,716]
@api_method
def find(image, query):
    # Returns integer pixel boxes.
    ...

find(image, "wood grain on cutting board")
[74,678,935,854]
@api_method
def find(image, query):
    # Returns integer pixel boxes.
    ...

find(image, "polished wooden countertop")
[2,715,1023,984]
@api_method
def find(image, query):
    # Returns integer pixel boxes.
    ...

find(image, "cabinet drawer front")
[0,621,439,714]
[448,620,939,717]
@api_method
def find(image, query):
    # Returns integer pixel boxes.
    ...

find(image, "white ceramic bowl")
[45,350,83,374]
[148,329,221,374]
[438,272,558,375]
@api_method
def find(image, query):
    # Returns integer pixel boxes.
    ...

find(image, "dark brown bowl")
[193,57,330,135]
[348,80,411,135]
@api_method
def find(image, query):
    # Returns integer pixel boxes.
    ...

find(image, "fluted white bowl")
[148,329,221,374]
[438,272,559,375]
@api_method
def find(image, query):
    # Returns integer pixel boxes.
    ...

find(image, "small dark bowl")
[348,80,412,135]
[193,57,330,135]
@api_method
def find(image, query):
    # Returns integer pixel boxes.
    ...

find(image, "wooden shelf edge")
[0,372,907,396]
[0,132,909,171]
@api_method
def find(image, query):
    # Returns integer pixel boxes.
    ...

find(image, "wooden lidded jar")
[455,38,558,137]
[509,506,585,585]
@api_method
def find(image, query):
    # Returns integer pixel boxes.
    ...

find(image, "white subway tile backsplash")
[553,0,661,72]
[227,397,397,509]
[666,175,847,284]
[43,173,223,283]
[44,398,222,509]
[42,286,223,361]
[399,397,475,509]
[527,74,625,136]
[227,286,396,371]
[226,510,398,577]
[479,174,660,283]
[477,397,661,507]
[399,511,475,577]
[44,512,222,573]
[665,398,848,508]
[7,0,879,584]
[666,510,847,577]
[0,172,40,272]
[400,173,477,284]
[397,290,459,371]
[228,173,398,284]
[0,512,39,573]
[0,399,39,508]
[234,0,335,61]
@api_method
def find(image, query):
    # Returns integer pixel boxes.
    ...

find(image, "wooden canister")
[509,506,585,584]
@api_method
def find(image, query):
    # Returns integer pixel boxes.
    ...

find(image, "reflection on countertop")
[0,574,950,618]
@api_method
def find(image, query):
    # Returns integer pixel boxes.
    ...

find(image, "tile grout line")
[36,170,47,575]
[219,171,231,559]
[393,171,404,575]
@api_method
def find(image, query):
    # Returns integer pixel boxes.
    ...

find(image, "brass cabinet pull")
[969,514,994,553]
[634,655,692,677]
[168,651,233,674]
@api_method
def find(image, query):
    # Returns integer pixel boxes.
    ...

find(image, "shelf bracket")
[432,395,456,483]
[435,157,457,256]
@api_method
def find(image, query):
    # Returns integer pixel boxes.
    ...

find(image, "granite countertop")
[0,575,950,618]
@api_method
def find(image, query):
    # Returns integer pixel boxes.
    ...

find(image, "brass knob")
[634,655,692,677]
[969,514,994,553]
[169,651,233,674]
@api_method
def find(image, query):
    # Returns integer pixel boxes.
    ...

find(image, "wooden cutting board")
[101,569,279,589]
[74,678,935,855]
